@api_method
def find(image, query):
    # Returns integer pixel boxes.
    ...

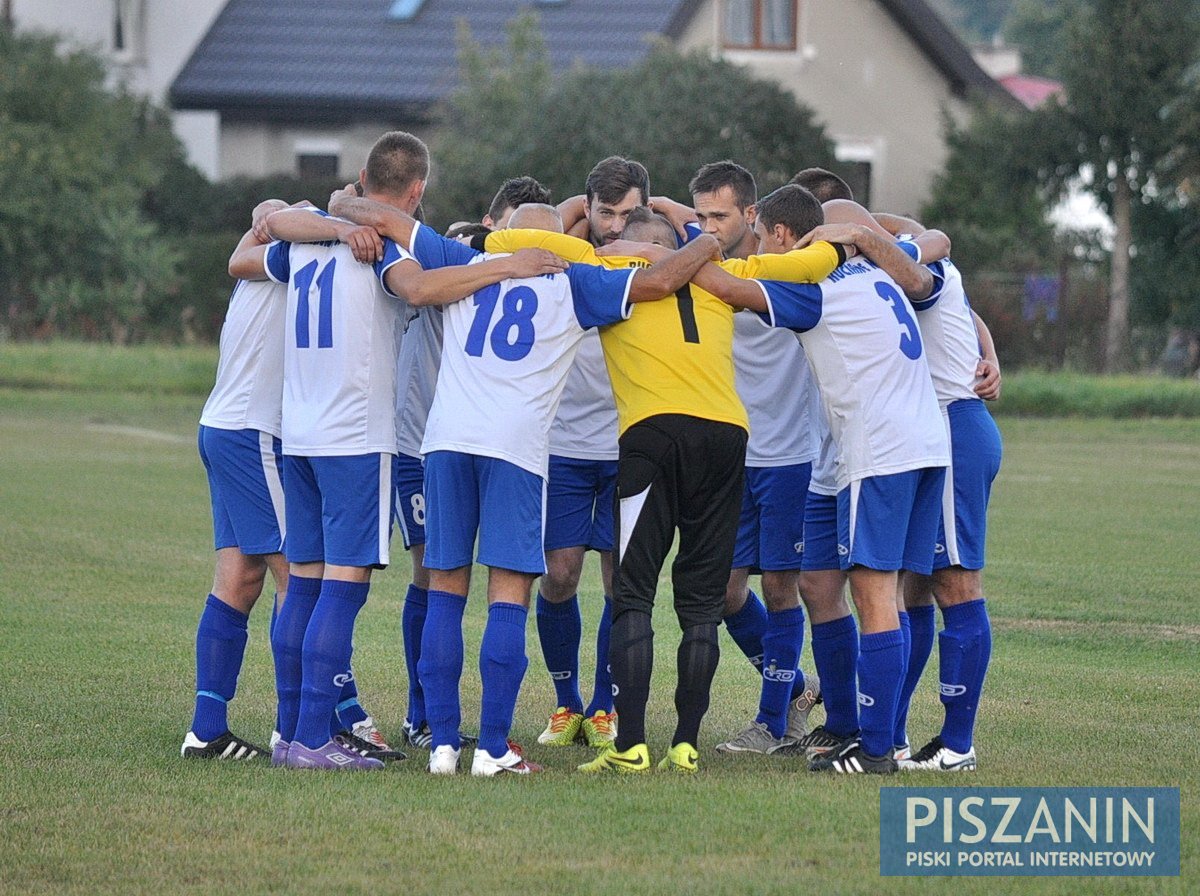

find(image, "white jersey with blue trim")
[910,257,984,407]
[548,329,619,461]
[394,305,444,457]
[265,232,408,457]
[407,222,634,478]
[200,271,286,437]
[758,257,949,489]
[808,401,840,496]
[734,311,820,467]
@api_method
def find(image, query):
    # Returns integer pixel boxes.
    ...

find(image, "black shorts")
[612,414,747,629]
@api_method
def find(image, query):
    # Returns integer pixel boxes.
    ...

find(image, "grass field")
[1,358,1198,894]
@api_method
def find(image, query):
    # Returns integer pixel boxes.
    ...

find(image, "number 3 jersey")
[757,257,949,490]
[265,236,408,456]
[405,223,635,479]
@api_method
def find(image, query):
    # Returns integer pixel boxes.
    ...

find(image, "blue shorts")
[837,468,946,574]
[544,455,617,552]
[800,491,840,571]
[393,452,426,550]
[934,399,1003,570]
[732,463,811,571]
[282,453,393,568]
[198,426,285,555]
[424,451,546,575]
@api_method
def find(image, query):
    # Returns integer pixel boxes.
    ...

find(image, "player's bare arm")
[690,262,770,312]
[384,249,568,307]
[626,233,721,303]
[869,211,952,263]
[973,311,1002,401]
[796,223,934,301]
[264,208,383,263]
[328,185,419,249]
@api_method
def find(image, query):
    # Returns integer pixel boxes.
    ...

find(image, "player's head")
[584,156,650,246]
[789,167,854,203]
[622,207,677,247]
[689,160,758,258]
[506,202,564,234]
[360,131,429,214]
[484,176,552,229]
[753,184,824,254]
[820,198,893,237]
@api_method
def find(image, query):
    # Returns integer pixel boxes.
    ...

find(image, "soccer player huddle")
[182,130,1002,777]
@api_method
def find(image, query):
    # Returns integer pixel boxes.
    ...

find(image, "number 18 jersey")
[407,223,634,479]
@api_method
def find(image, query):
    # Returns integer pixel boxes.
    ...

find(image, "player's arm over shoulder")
[474,229,597,264]
[737,241,844,283]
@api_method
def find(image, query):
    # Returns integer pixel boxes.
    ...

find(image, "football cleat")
[893,743,912,763]
[181,731,267,761]
[577,742,651,774]
[715,720,795,755]
[270,739,290,767]
[471,747,543,777]
[771,724,848,759]
[808,738,897,774]
[657,742,699,774]
[403,719,477,749]
[285,739,384,771]
[899,736,977,772]
[581,710,617,747]
[537,707,584,746]
[351,717,398,752]
[783,671,822,741]
[335,729,407,762]
[428,744,461,775]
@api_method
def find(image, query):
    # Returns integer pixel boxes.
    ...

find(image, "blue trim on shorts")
[393,452,426,550]
[282,453,393,568]
[933,399,1002,570]
[837,468,946,574]
[198,425,285,555]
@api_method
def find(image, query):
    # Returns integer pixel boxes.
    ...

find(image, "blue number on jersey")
[875,281,922,360]
[464,283,538,361]
[293,259,336,349]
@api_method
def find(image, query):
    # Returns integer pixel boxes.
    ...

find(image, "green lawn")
[0,384,1196,895]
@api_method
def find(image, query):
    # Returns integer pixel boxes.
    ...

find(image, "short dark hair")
[445,221,491,240]
[789,167,853,203]
[487,176,552,222]
[689,160,757,210]
[364,131,430,196]
[622,207,676,246]
[755,184,824,239]
[585,156,650,206]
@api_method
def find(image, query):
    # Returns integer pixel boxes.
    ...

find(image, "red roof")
[999,74,1064,109]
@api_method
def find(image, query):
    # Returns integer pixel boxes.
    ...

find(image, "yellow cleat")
[657,742,699,774]
[537,707,584,746]
[580,710,617,748]
[577,742,651,774]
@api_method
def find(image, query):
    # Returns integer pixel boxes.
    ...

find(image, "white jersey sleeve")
[199,267,286,437]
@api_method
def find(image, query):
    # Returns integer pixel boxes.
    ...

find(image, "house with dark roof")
[171,0,1015,213]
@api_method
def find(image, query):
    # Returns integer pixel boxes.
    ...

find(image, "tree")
[0,28,184,341]
[430,13,836,228]
[1051,0,1200,371]
[1001,0,1080,79]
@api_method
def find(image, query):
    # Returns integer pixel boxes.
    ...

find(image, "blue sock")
[335,672,368,731]
[271,575,321,742]
[401,584,429,726]
[535,593,583,713]
[270,592,281,735]
[756,605,805,738]
[478,602,530,757]
[893,611,912,747]
[723,590,767,671]
[895,604,936,748]
[417,590,467,750]
[191,594,249,741]
[810,614,860,738]
[294,580,370,749]
[857,628,905,758]
[585,596,614,716]
[938,599,992,753]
